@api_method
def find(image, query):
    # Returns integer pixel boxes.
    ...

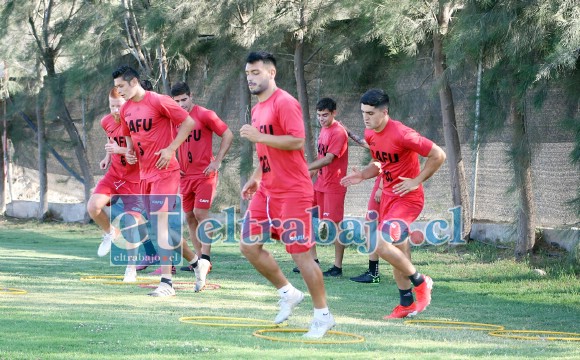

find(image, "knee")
[240,243,258,260]
[86,200,100,217]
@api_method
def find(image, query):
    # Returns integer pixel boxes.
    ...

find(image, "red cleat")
[414,275,433,313]
[384,304,418,319]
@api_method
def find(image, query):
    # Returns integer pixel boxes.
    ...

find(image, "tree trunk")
[157,44,171,95]
[510,97,536,259]
[294,38,316,162]
[0,99,5,213]
[239,72,252,216]
[47,75,94,223]
[434,4,471,239]
[36,89,48,220]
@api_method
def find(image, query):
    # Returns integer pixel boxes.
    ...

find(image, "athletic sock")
[313,307,330,319]
[143,239,157,256]
[201,254,211,262]
[399,288,414,307]
[277,283,297,297]
[409,272,425,287]
[369,260,379,276]
[314,259,320,264]
[188,259,198,268]
[161,277,172,287]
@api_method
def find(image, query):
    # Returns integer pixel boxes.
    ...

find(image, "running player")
[170,81,234,284]
[240,51,335,338]
[113,65,198,297]
[87,87,143,282]
[341,88,445,318]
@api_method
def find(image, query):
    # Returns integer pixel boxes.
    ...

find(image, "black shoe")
[323,265,343,277]
[293,260,320,273]
[349,270,380,283]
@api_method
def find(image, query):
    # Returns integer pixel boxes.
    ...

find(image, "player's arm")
[204,128,234,175]
[99,146,111,170]
[308,153,336,171]
[393,143,446,196]
[155,116,196,169]
[241,166,262,200]
[340,161,381,187]
[338,121,368,149]
[124,136,138,164]
[240,124,303,150]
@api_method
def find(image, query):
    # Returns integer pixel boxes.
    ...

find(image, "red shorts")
[242,188,314,254]
[140,170,180,213]
[379,195,424,243]
[181,176,217,212]
[313,190,346,223]
[93,173,142,213]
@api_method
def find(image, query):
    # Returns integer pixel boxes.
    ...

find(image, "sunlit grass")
[0,218,579,359]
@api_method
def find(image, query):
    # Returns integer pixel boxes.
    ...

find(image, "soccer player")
[240,51,335,339]
[113,65,197,297]
[304,98,349,277]
[87,87,144,282]
[170,82,234,283]
[341,88,445,319]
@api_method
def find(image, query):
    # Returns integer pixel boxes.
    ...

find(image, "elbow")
[291,138,305,150]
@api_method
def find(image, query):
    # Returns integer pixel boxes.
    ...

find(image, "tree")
[359,0,472,239]
[449,0,580,258]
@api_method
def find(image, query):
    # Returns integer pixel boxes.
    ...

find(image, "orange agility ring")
[404,320,505,331]
[179,316,286,328]
[488,330,580,341]
[253,328,365,344]
[0,288,27,295]
[80,275,158,285]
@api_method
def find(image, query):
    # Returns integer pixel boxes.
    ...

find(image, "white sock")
[314,307,330,319]
[188,255,199,266]
[277,283,296,297]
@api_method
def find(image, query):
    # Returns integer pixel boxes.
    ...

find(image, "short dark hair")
[246,51,276,68]
[112,65,140,82]
[360,89,389,109]
[170,82,191,97]
[140,79,154,91]
[316,97,337,112]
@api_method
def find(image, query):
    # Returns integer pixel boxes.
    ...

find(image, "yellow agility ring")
[80,275,158,285]
[488,330,580,341]
[0,288,27,295]
[179,316,287,328]
[405,320,505,331]
[253,328,365,344]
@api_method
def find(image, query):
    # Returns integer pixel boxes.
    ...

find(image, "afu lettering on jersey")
[259,155,271,173]
[127,118,153,132]
[317,143,328,156]
[111,136,127,147]
[186,130,202,142]
[373,150,399,164]
[259,124,274,135]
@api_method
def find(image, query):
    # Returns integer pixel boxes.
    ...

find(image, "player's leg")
[321,191,346,277]
[351,183,381,283]
[284,197,335,338]
[87,176,119,257]
[293,192,320,274]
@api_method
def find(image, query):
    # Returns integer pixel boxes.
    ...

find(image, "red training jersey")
[120,91,189,179]
[365,119,433,199]
[177,105,229,179]
[313,121,348,193]
[100,114,140,183]
[251,88,313,199]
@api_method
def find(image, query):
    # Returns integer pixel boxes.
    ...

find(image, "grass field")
[1,217,579,359]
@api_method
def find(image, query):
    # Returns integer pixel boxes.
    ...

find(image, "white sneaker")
[274,289,304,324]
[148,282,175,297]
[303,313,336,339]
[97,227,117,257]
[194,259,210,292]
[123,267,137,283]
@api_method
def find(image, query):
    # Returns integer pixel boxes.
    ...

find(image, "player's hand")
[374,188,382,203]
[241,178,259,200]
[104,138,122,155]
[99,158,110,170]
[309,169,317,178]
[125,149,138,165]
[340,167,364,187]
[154,148,173,169]
[204,160,221,176]
[393,176,420,196]
[240,125,263,143]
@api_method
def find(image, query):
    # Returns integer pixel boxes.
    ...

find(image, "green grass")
[0,217,579,359]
